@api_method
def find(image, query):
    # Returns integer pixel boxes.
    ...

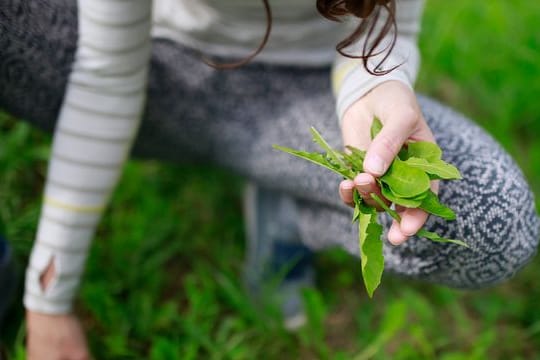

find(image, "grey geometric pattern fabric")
[1,0,538,290]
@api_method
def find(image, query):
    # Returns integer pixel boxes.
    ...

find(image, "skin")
[26,311,90,360]
[338,80,438,245]
[26,264,91,360]
[24,81,433,360]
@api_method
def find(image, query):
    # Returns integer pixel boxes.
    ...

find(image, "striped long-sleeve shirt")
[24,0,423,313]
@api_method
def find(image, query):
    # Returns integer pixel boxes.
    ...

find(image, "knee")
[449,164,539,289]
[403,149,539,290]
[411,97,539,288]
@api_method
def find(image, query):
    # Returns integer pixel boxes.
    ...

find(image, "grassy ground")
[1,0,540,358]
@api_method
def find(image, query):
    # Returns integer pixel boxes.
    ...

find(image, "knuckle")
[376,133,402,157]
[399,107,420,129]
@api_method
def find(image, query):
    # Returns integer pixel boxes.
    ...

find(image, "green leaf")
[380,182,423,208]
[371,193,468,248]
[310,127,348,170]
[361,218,384,298]
[370,117,383,140]
[370,193,401,222]
[274,123,468,298]
[357,199,384,297]
[397,147,409,161]
[407,141,442,162]
[419,190,456,220]
[416,229,469,247]
[352,203,361,223]
[407,190,430,201]
[344,145,366,171]
[345,145,366,161]
[339,150,363,173]
[380,158,431,198]
[354,188,361,204]
[404,157,462,180]
[273,145,354,179]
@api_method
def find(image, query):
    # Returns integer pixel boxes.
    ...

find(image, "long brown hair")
[206,0,397,75]
[317,0,398,75]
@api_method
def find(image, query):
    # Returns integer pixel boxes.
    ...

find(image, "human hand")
[337,80,438,245]
[26,310,91,360]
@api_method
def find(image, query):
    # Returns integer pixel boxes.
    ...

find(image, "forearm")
[332,0,424,123]
[24,0,152,314]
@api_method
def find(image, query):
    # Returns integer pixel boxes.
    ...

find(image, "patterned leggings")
[1,0,538,289]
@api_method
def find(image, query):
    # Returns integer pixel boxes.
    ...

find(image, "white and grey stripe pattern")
[24,0,153,314]
[332,0,424,123]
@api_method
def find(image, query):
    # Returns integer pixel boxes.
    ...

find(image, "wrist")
[336,72,413,126]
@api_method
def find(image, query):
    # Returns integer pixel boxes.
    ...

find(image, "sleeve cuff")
[335,69,413,124]
[24,292,74,314]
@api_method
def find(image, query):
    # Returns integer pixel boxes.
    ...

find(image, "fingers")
[400,208,429,237]
[353,173,389,209]
[363,118,414,176]
[340,175,433,246]
[388,220,407,245]
[387,207,429,245]
[431,179,440,194]
[339,174,390,209]
[338,82,438,245]
[339,172,393,211]
[363,115,426,176]
[339,179,355,207]
[364,110,436,177]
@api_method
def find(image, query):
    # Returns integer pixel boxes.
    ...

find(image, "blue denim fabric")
[0,235,18,328]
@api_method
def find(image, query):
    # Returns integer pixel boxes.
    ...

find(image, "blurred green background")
[1,0,539,358]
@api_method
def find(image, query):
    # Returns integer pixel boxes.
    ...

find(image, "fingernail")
[354,174,371,186]
[354,183,370,194]
[364,154,386,175]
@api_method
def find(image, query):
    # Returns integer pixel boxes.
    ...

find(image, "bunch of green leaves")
[273,118,468,297]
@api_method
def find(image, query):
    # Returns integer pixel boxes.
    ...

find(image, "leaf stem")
[370,193,468,247]
[370,193,400,221]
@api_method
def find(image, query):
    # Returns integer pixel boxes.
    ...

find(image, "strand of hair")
[202,0,272,70]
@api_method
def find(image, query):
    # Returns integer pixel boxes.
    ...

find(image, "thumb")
[363,120,412,177]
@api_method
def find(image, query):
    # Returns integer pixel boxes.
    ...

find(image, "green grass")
[1,0,540,358]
